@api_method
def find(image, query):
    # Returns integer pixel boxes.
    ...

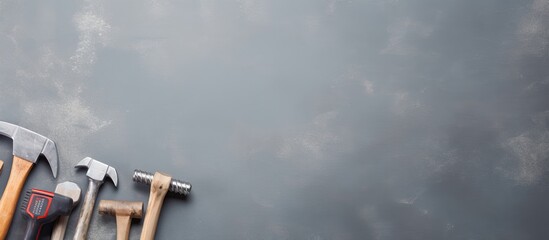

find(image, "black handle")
[23,220,42,240]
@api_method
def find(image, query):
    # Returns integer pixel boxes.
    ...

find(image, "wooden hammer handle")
[0,156,34,239]
[116,215,131,240]
[51,215,70,240]
[140,173,171,240]
[74,179,102,240]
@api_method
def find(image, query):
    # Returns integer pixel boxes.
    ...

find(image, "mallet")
[133,169,191,240]
[51,181,81,240]
[98,200,143,240]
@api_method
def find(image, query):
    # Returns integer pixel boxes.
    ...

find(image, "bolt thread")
[133,169,153,185]
[133,169,192,196]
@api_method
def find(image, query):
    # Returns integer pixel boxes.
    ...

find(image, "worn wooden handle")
[116,215,132,240]
[0,156,34,239]
[99,200,143,219]
[140,173,171,240]
[98,200,143,240]
[73,179,101,240]
[51,215,70,240]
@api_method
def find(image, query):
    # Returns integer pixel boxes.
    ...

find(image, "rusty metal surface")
[1,0,549,239]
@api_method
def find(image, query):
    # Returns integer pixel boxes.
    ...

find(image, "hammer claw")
[0,122,57,239]
[73,157,118,240]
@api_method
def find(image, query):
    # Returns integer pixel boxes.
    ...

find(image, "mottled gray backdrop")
[1,0,549,239]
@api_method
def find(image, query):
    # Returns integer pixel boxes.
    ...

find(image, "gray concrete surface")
[1,0,549,239]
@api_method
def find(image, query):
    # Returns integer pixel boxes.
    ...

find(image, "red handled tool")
[20,189,73,240]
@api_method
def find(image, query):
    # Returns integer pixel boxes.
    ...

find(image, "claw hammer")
[74,157,118,240]
[0,121,58,239]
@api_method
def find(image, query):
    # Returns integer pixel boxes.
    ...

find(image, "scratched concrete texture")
[1,0,549,239]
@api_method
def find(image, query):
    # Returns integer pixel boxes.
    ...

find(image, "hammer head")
[75,157,118,186]
[54,181,81,208]
[98,200,143,219]
[133,170,191,196]
[0,121,58,177]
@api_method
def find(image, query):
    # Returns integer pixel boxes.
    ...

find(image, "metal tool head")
[133,170,191,196]
[0,121,58,177]
[75,157,118,186]
[54,181,82,207]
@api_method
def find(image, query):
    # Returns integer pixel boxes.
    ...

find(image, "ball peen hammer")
[74,157,118,240]
[98,200,143,240]
[133,170,191,240]
[0,121,58,239]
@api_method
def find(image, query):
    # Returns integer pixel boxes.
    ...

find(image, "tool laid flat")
[73,157,118,240]
[51,182,81,240]
[20,189,73,240]
[133,170,191,240]
[0,121,58,239]
[99,200,143,240]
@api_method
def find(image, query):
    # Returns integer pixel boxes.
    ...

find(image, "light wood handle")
[140,173,171,240]
[51,215,70,240]
[0,156,34,239]
[116,215,132,240]
[0,160,3,172]
[98,200,143,240]
[52,181,81,240]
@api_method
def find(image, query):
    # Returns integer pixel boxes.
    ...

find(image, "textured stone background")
[1,0,549,239]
